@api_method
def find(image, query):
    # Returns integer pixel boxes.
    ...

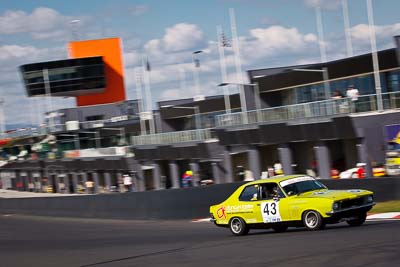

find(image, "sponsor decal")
[347,189,362,193]
[280,176,314,187]
[225,204,254,214]
[217,206,226,219]
[313,191,328,195]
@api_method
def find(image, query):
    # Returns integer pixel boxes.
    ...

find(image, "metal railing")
[3,91,400,146]
[1,126,48,139]
[130,128,215,146]
[216,91,400,127]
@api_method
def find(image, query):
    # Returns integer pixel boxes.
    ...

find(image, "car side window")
[239,185,259,201]
[260,183,285,200]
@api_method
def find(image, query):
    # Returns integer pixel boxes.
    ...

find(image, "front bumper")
[326,202,375,216]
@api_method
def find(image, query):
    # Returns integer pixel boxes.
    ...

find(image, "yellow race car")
[210,175,375,236]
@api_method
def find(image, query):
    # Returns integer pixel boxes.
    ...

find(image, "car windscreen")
[280,177,326,196]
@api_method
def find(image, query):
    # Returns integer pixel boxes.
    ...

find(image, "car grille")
[339,197,366,209]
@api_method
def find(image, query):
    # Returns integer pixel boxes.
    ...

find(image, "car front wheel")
[303,210,325,231]
[229,217,249,236]
[347,213,367,227]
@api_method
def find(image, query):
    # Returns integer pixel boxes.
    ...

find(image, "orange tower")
[68,38,126,106]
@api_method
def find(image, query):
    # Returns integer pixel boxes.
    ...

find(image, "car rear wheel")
[229,217,249,236]
[303,210,325,231]
[272,224,288,233]
[347,213,367,227]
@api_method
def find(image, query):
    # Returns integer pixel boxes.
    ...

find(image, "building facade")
[1,36,400,193]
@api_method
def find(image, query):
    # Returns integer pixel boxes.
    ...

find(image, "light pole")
[217,25,232,115]
[134,67,147,135]
[341,0,353,57]
[70,19,81,40]
[366,0,383,111]
[192,50,203,98]
[229,8,247,118]
[42,68,56,132]
[0,98,5,137]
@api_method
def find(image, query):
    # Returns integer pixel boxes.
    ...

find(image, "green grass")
[370,200,400,213]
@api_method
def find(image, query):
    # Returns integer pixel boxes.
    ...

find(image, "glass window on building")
[387,71,400,92]
[330,80,347,97]
[356,74,375,95]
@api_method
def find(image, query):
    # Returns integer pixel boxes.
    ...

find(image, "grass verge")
[370,200,400,213]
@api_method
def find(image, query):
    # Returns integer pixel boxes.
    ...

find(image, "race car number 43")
[261,201,282,223]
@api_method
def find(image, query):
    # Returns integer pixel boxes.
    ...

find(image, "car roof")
[244,175,311,186]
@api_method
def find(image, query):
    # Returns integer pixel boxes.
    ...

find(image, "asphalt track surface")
[0,215,399,267]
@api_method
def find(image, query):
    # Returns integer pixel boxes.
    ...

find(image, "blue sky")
[0,0,399,127]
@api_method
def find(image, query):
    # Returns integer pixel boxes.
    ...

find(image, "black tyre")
[272,224,288,233]
[302,210,325,231]
[347,213,367,227]
[229,217,249,236]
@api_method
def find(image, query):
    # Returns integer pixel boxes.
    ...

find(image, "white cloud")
[304,0,341,10]
[144,23,205,55]
[163,23,204,52]
[240,25,318,63]
[0,44,65,66]
[0,7,75,40]
[350,23,400,44]
[0,45,40,61]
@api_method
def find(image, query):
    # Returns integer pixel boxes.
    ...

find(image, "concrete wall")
[0,178,398,220]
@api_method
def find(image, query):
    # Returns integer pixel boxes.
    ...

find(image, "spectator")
[346,85,360,112]
[331,90,344,99]
[244,169,254,181]
[85,180,94,194]
[123,174,133,192]
[273,162,283,175]
[356,163,366,179]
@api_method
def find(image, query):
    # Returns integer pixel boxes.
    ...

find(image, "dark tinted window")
[239,185,259,201]
[260,183,284,200]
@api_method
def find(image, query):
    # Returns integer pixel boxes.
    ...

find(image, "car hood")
[298,189,371,200]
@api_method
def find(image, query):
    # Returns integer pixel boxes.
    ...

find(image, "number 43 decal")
[263,202,277,215]
[261,201,281,223]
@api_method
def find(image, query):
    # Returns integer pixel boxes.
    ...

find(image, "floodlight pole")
[367,0,383,111]
[0,98,5,137]
[229,8,247,123]
[43,68,55,132]
[217,25,232,114]
[192,50,203,98]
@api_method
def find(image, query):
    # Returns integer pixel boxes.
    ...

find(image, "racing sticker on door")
[261,201,282,223]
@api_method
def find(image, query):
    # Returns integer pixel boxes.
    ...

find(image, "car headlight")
[367,195,373,203]
[332,202,339,210]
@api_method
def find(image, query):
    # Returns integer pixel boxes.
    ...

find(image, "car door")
[253,183,291,223]
[236,184,263,223]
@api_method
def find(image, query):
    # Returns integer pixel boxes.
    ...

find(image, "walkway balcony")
[216,91,400,127]
[130,128,215,146]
